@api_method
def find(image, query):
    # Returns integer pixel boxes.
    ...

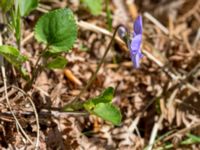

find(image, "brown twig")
[163,121,200,142]
[12,85,40,150]
[1,60,34,145]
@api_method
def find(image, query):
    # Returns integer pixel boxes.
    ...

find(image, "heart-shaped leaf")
[93,103,122,125]
[34,8,77,53]
[0,45,27,68]
[46,56,67,69]
[19,0,38,17]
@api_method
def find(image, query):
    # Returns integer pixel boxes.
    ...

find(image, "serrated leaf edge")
[34,8,77,53]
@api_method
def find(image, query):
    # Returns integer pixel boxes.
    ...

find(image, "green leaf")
[34,8,77,53]
[92,87,114,104]
[187,134,200,142]
[182,134,200,145]
[19,0,38,17]
[105,0,112,31]
[81,0,102,15]
[9,3,21,44]
[0,0,14,12]
[46,56,67,69]
[83,87,114,111]
[15,5,21,44]
[0,45,27,68]
[83,87,122,125]
[95,87,114,103]
[100,87,114,101]
[93,103,122,125]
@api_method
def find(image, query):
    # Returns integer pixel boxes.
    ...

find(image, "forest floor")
[0,0,200,149]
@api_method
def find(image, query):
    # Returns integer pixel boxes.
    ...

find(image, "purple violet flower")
[129,15,143,68]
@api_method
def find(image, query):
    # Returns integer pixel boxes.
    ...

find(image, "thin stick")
[12,85,40,150]
[147,114,164,150]
[21,21,125,47]
[21,32,34,46]
[36,7,49,13]
[163,121,200,142]
[144,12,169,35]
[1,65,34,145]
[193,27,200,47]
[77,21,124,43]
[142,49,180,80]
[28,96,40,150]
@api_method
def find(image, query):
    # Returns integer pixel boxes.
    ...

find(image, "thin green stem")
[106,0,112,31]
[15,4,21,51]
[62,25,122,110]
[16,27,21,52]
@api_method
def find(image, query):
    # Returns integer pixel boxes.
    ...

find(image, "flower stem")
[62,25,122,111]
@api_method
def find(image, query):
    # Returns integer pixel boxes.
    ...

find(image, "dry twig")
[12,85,40,150]
[1,58,34,145]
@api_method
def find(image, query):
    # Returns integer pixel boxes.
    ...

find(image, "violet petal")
[130,52,141,68]
[133,16,142,36]
[130,34,142,54]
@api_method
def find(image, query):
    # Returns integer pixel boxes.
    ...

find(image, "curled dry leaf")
[64,69,82,86]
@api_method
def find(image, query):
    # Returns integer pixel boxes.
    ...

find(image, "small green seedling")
[84,87,122,126]
[81,0,102,16]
